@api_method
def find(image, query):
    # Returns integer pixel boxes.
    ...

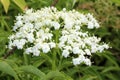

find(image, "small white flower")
[84,58,91,66]
[35,22,42,30]
[102,44,109,49]
[13,39,26,49]
[75,25,80,30]
[62,50,69,58]
[25,47,32,54]
[49,42,56,48]
[94,22,100,28]
[79,14,88,23]
[16,15,23,21]
[62,8,66,11]
[85,49,91,55]
[72,58,80,65]
[64,21,74,29]
[42,43,50,53]
[88,21,94,29]
[58,42,65,48]
[64,46,72,51]
[91,44,98,53]
[15,20,23,27]
[73,47,81,54]
[59,35,67,42]
[52,22,60,30]
[26,33,34,43]
[32,49,40,56]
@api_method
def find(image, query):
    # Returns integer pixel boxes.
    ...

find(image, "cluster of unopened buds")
[8,7,109,66]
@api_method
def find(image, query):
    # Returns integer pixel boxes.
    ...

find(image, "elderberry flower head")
[8,7,109,66]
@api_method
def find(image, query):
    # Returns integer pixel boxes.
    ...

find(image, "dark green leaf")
[102,67,120,73]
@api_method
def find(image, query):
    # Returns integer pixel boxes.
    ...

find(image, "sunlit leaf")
[12,0,27,11]
[0,0,10,13]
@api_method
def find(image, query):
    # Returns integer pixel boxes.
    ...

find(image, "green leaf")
[102,52,119,67]
[5,59,18,68]
[58,60,72,70]
[41,53,52,64]
[102,67,120,73]
[105,73,120,80]
[72,0,79,8]
[0,29,10,55]
[0,60,19,79]
[12,0,27,11]
[33,59,46,67]
[84,66,103,80]
[46,70,66,80]
[61,72,73,80]
[0,0,10,13]
[80,75,97,80]
[19,65,45,79]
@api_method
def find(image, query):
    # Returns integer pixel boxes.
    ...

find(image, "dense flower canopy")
[8,7,109,66]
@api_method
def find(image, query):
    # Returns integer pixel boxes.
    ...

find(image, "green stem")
[52,50,57,70]
[58,54,63,70]
[55,30,60,43]
[23,53,30,80]
[51,30,59,70]
[23,53,29,65]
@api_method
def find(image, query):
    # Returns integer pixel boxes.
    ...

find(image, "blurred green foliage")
[0,0,120,80]
[0,0,27,13]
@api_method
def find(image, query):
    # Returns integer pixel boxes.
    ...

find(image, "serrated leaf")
[84,67,103,80]
[105,73,120,80]
[61,72,73,80]
[58,60,72,70]
[0,60,19,79]
[102,52,119,67]
[5,59,18,68]
[0,0,10,13]
[19,65,45,79]
[102,67,120,73]
[46,70,66,80]
[12,0,27,11]
[41,53,52,64]
[80,75,97,80]
[33,59,46,67]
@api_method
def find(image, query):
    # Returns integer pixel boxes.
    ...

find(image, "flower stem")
[52,49,57,70]
[23,53,29,65]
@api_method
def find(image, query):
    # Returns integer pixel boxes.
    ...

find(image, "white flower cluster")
[8,7,109,66]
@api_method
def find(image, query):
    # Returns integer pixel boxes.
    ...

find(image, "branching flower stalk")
[7,7,109,66]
